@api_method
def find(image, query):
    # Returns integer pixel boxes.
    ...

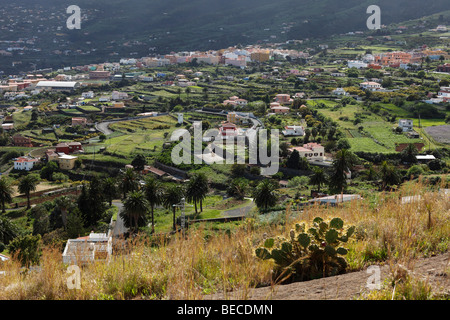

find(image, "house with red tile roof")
[13,156,39,171]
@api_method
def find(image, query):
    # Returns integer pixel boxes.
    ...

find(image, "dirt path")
[205,253,449,300]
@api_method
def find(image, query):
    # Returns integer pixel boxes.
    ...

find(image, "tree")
[401,143,418,164]
[361,164,379,181]
[131,154,147,171]
[18,174,40,210]
[163,184,184,231]
[380,161,401,190]
[337,138,351,150]
[7,234,42,267]
[185,173,209,214]
[40,161,59,180]
[31,205,49,236]
[121,190,150,233]
[66,209,85,239]
[120,168,139,199]
[329,149,357,193]
[286,150,301,169]
[102,177,118,207]
[54,196,74,230]
[77,176,108,227]
[252,179,279,211]
[309,167,327,192]
[143,176,164,234]
[0,177,13,213]
[227,178,249,200]
[231,164,246,177]
[0,215,19,245]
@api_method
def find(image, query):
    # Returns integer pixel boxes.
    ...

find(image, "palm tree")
[185,173,209,214]
[329,149,357,193]
[227,178,249,200]
[54,196,73,230]
[163,184,184,231]
[309,167,327,193]
[102,177,118,206]
[185,87,191,100]
[121,190,150,234]
[0,215,19,245]
[401,143,418,164]
[252,179,278,211]
[18,174,40,210]
[380,161,401,190]
[361,164,379,181]
[0,177,14,213]
[120,168,139,199]
[143,176,164,234]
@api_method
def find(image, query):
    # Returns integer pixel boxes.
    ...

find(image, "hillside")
[1,0,450,73]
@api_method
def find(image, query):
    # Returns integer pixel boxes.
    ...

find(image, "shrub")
[255,217,355,283]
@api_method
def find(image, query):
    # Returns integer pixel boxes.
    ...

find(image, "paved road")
[220,198,255,218]
[95,113,169,136]
[95,121,115,135]
[111,201,128,237]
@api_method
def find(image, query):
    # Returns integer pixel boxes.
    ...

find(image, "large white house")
[36,81,80,92]
[438,86,450,103]
[348,60,368,69]
[332,88,349,96]
[360,81,382,91]
[282,125,305,136]
[289,143,325,162]
[14,156,39,171]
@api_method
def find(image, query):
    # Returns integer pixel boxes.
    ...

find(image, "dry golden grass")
[0,180,448,300]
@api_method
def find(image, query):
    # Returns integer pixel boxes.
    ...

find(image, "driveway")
[221,198,255,218]
[111,201,128,237]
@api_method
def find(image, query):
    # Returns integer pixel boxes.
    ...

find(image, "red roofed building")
[219,122,238,137]
[289,143,325,162]
[55,142,83,154]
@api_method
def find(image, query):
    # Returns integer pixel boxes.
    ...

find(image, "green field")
[92,115,179,158]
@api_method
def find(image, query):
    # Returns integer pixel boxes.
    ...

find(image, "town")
[0,5,449,302]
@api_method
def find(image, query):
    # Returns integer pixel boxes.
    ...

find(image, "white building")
[348,60,368,69]
[309,194,362,205]
[360,81,382,91]
[398,119,414,132]
[14,156,39,171]
[438,87,450,103]
[282,125,305,136]
[332,88,349,96]
[289,143,325,162]
[62,233,112,265]
[81,91,94,99]
[35,81,80,92]
[111,91,129,100]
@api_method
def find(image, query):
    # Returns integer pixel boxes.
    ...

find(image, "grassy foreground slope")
[0,180,448,300]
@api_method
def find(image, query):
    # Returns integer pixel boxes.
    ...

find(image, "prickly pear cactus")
[255,216,355,283]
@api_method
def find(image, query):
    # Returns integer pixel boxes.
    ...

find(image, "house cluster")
[43,142,83,170]
[223,96,248,107]
[347,48,449,71]
[119,45,308,71]
[268,94,294,114]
